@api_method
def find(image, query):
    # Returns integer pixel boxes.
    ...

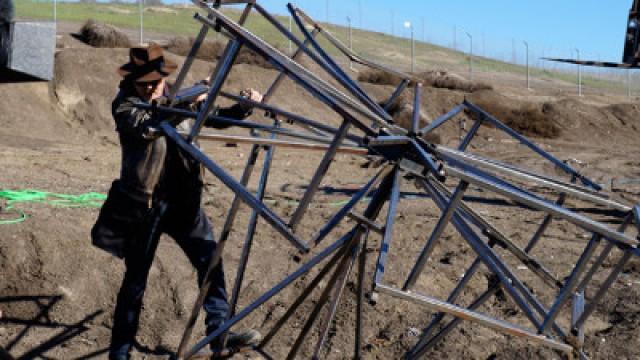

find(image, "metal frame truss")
[135,1,640,358]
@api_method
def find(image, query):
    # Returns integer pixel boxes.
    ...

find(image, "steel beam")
[464,100,600,190]
[445,165,637,247]
[376,284,573,354]
[162,123,310,252]
[289,120,352,231]
[403,181,469,291]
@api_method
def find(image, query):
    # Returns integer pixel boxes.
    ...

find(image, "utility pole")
[358,0,362,29]
[453,25,457,50]
[524,41,530,90]
[466,32,473,81]
[512,38,516,64]
[325,0,329,23]
[391,10,395,36]
[405,21,415,73]
[139,0,144,45]
[576,48,582,96]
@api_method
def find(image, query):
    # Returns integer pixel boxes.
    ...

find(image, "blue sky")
[195,0,631,65]
[140,0,629,66]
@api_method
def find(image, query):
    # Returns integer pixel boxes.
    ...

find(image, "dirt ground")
[1,29,640,360]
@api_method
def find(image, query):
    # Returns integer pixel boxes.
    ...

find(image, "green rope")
[0,189,107,225]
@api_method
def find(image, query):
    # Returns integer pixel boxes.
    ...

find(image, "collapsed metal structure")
[141,1,640,359]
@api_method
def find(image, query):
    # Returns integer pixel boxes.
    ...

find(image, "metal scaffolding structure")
[138,1,640,359]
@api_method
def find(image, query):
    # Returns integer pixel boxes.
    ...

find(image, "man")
[92,44,262,360]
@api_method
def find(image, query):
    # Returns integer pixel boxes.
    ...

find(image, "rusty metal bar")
[289,120,352,231]
[376,284,573,354]
[187,131,367,155]
[403,180,469,291]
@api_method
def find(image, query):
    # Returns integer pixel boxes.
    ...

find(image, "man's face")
[134,78,164,101]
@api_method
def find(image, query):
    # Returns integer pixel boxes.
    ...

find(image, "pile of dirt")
[79,19,131,48]
[357,69,493,93]
[51,47,219,134]
[52,47,130,133]
[0,82,72,143]
[419,70,493,93]
[357,69,404,87]
[604,103,640,130]
[467,90,561,138]
[384,98,441,143]
[165,36,277,69]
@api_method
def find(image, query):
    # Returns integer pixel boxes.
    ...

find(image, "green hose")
[0,189,106,225]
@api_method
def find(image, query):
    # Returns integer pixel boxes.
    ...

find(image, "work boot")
[225,329,262,349]
[201,330,262,359]
[108,353,129,360]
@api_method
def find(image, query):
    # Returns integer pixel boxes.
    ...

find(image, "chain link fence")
[14,0,638,98]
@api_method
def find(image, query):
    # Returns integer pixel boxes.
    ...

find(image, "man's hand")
[194,78,211,103]
[240,88,263,103]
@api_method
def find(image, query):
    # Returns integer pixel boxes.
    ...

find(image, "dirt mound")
[419,70,493,93]
[52,48,129,133]
[0,81,72,142]
[51,47,218,134]
[357,69,404,87]
[79,19,131,48]
[165,36,277,69]
[605,103,640,129]
[384,99,441,143]
[357,69,492,93]
[467,90,561,138]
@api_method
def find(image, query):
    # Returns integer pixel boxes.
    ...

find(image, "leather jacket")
[92,87,253,258]
[111,89,253,205]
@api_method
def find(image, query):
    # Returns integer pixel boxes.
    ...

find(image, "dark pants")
[109,201,228,358]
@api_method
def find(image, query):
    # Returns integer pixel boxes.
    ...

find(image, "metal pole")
[325,0,329,23]
[453,25,456,50]
[391,10,395,36]
[403,181,469,290]
[576,48,582,96]
[288,5,293,54]
[358,0,362,28]
[184,232,353,358]
[411,26,415,73]
[524,41,530,90]
[139,0,143,45]
[466,32,473,81]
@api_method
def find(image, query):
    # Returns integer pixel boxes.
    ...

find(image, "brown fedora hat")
[118,43,178,82]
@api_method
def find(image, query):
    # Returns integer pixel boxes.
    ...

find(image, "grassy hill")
[14,0,630,94]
